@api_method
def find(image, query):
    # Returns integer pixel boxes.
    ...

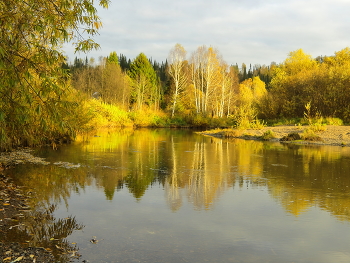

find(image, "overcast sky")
[63,0,350,67]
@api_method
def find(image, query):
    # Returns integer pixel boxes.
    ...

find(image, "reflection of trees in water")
[9,129,350,224]
[187,141,207,209]
[260,144,350,219]
[166,135,183,211]
[166,137,236,211]
[8,164,92,208]
[163,135,350,220]
[70,132,350,220]
[6,204,84,262]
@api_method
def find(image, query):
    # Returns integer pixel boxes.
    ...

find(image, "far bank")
[199,125,350,147]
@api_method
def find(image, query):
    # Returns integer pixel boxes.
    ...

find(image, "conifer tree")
[128,53,160,110]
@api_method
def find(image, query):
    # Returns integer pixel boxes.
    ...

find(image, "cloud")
[64,0,350,66]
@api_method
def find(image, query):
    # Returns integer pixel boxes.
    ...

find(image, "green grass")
[264,117,344,127]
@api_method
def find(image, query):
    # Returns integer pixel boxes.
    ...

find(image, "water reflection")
[4,128,350,262]
[6,128,350,221]
[3,203,84,262]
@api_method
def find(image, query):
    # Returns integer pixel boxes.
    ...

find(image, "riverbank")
[199,125,350,146]
[0,174,56,262]
[0,150,56,262]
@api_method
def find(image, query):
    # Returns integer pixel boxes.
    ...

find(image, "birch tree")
[167,44,188,117]
[204,47,221,114]
[190,46,206,114]
[190,46,222,115]
[215,63,233,117]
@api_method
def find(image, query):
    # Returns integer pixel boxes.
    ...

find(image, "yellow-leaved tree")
[234,76,266,127]
[321,48,350,120]
[265,47,350,121]
[267,49,318,118]
[0,0,109,150]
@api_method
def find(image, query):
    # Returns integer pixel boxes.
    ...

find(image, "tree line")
[68,44,273,128]
[69,45,350,125]
[260,48,350,121]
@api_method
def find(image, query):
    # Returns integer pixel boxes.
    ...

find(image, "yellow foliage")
[284,49,317,75]
[239,76,266,105]
[251,76,267,99]
[84,99,133,129]
[239,79,254,104]
[129,107,169,127]
[266,47,350,120]
[325,47,350,66]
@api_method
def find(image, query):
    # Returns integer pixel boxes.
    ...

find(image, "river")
[4,128,350,262]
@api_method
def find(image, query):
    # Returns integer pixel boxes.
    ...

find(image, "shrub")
[208,117,233,128]
[280,133,302,141]
[251,119,266,129]
[85,99,133,129]
[169,117,188,127]
[260,130,275,140]
[324,117,343,126]
[308,123,327,132]
[129,108,169,127]
[151,115,168,127]
[191,114,210,127]
[265,118,302,126]
[302,129,323,141]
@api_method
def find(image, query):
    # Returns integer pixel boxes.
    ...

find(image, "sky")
[63,0,350,67]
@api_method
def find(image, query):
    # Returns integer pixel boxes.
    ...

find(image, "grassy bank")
[2,90,347,150]
[81,99,237,130]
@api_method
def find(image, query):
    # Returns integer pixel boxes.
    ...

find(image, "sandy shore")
[201,125,350,147]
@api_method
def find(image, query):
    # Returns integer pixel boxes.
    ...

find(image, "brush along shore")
[199,125,350,147]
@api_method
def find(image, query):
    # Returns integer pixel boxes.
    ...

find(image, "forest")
[68,45,349,127]
[1,0,350,150]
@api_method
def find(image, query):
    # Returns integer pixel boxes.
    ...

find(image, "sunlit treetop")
[107,51,119,65]
[283,49,317,75]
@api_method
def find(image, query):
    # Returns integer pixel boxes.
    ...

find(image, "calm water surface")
[5,128,350,262]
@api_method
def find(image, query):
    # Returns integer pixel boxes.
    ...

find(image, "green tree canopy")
[128,53,160,110]
[107,51,119,65]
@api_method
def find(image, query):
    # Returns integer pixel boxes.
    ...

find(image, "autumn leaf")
[10,256,23,262]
